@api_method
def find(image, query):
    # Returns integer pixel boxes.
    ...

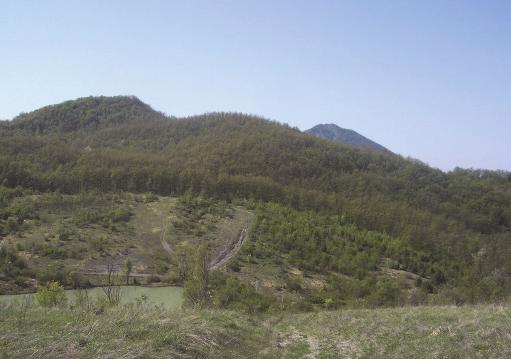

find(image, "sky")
[1,1,510,171]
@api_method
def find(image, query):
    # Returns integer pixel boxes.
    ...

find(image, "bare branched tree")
[102,262,122,305]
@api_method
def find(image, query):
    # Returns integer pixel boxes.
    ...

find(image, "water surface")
[0,286,184,309]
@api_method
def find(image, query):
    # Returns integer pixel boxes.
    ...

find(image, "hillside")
[0,191,253,292]
[306,123,390,152]
[1,96,511,306]
[0,189,424,307]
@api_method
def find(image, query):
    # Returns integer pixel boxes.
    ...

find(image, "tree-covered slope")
[1,96,511,302]
[7,96,166,134]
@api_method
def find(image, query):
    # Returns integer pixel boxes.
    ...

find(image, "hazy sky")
[1,1,510,171]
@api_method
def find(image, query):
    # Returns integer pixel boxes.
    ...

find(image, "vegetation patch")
[1,302,510,358]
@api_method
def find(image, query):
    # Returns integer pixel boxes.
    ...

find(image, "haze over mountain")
[306,124,390,153]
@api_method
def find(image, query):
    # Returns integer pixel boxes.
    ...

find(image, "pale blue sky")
[1,1,510,171]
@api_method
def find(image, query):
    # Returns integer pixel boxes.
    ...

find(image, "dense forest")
[1,96,511,304]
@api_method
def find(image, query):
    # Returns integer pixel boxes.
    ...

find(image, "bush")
[73,207,131,228]
[162,270,180,285]
[209,272,272,313]
[39,245,68,259]
[35,265,69,285]
[90,236,110,255]
[285,277,302,293]
[183,246,209,308]
[0,246,26,279]
[109,207,131,223]
[55,222,75,241]
[227,260,241,272]
[368,281,403,307]
[36,281,67,307]
[68,271,89,289]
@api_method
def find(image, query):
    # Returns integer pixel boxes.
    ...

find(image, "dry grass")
[272,305,511,358]
[0,304,270,358]
[1,304,510,358]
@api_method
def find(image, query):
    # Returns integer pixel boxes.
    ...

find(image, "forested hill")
[1,96,511,300]
[306,123,390,152]
[6,96,166,134]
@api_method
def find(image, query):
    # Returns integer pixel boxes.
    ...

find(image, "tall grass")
[1,302,510,358]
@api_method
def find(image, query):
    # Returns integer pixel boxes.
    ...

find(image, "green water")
[0,286,184,309]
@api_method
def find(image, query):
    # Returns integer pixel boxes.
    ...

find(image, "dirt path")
[208,227,248,270]
[306,335,320,359]
[147,201,174,255]
[161,237,171,254]
[276,326,320,359]
[159,210,172,255]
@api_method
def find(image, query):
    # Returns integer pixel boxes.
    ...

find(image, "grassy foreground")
[1,304,510,358]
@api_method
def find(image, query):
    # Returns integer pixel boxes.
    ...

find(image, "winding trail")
[208,227,248,270]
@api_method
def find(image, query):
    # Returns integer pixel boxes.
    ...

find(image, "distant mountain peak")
[305,123,390,153]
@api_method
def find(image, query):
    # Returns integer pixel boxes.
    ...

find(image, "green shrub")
[55,222,76,241]
[68,271,89,289]
[90,236,110,255]
[368,281,403,307]
[109,207,131,223]
[285,277,302,293]
[35,265,69,285]
[227,260,241,272]
[162,270,180,285]
[36,281,67,307]
[0,246,26,279]
[72,208,102,226]
[183,245,209,308]
[73,206,131,227]
[210,272,272,313]
[39,244,68,259]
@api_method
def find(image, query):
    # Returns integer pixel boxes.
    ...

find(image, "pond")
[0,286,184,309]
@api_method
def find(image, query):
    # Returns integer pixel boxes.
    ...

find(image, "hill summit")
[10,96,164,134]
[306,123,390,152]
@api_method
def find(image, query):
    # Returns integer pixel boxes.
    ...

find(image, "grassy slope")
[273,306,511,358]
[1,304,510,358]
